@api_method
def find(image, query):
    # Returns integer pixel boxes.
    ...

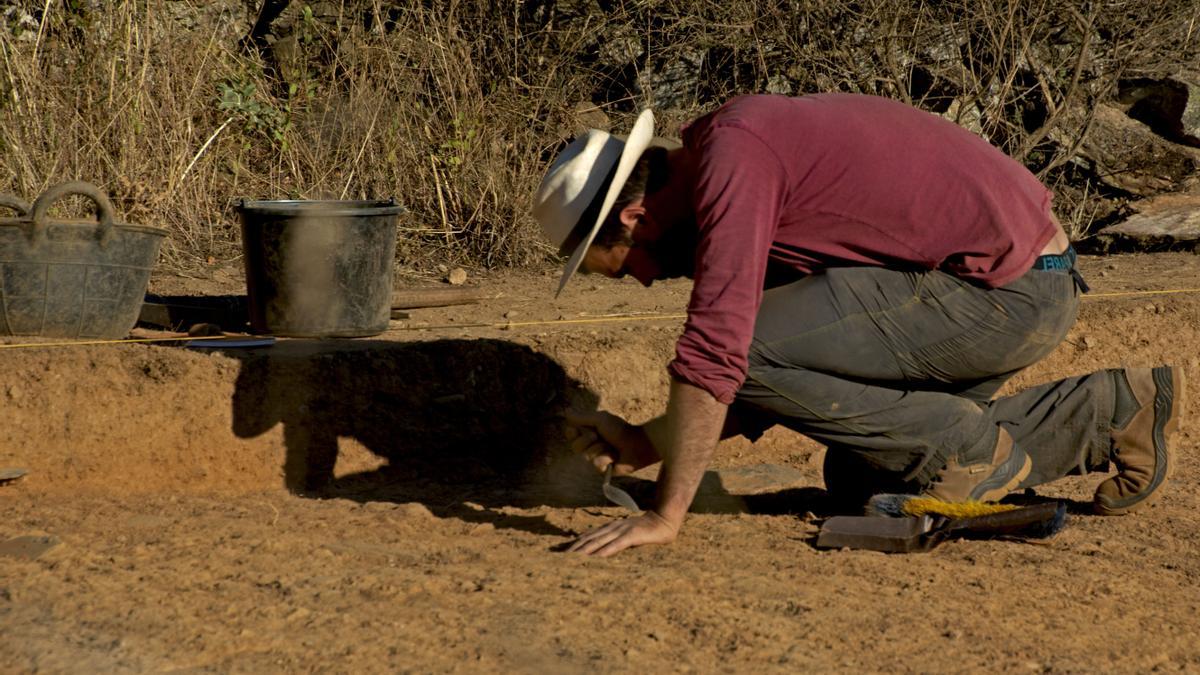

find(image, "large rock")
[1119,77,1200,148]
[638,48,706,110]
[1095,192,1200,249]
[1053,104,1200,197]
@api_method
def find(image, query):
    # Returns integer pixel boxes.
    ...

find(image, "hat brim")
[556,109,656,296]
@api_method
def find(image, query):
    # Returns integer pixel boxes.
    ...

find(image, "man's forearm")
[653,380,728,526]
[643,399,742,454]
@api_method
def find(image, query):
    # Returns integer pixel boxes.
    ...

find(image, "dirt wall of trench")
[1,293,1196,500]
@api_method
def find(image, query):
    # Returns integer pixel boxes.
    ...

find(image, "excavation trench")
[1,294,1197,507]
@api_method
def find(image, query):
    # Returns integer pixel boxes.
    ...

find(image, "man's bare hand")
[564,410,659,476]
[564,383,725,557]
[566,511,678,557]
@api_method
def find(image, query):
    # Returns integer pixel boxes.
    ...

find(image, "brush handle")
[944,502,1066,537]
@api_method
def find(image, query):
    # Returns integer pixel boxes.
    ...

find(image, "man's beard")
[631,217,698,281]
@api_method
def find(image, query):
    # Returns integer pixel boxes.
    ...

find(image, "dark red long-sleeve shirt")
[624,93,1057,404]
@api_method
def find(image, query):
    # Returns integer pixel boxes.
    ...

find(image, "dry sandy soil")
[3,252,1200,673]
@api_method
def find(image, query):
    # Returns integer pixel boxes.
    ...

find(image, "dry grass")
[1,1,1197,274]
[0,1,592,274]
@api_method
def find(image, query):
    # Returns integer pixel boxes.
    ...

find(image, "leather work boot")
[1094,366,1186,516]
[924,427,1031,502]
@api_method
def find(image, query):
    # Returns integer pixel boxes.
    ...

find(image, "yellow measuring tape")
[1084,288,1200,299]
[0,286,1194,351]
[397,313,688,332]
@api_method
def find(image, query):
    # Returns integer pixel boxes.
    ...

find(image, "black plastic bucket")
[0,181,166,339]
[238,199,402,338]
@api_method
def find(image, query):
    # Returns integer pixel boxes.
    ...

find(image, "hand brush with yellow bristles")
[867,494,1022,519]
[866,493,1068,540]
[816,498,1068,552]
[816,497,1070,550]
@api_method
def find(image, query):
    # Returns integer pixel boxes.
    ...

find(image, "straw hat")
[533,109,655,296]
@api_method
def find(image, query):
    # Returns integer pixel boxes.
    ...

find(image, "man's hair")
[592,145,671,249]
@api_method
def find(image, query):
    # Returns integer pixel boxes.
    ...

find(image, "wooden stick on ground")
[391,287,499,310]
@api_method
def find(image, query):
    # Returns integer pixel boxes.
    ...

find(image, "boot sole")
[1095,366,1185,515]
[970,444,1033,502]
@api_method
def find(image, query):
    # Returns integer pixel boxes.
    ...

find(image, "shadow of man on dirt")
[224,336,838,540]
[227,337,611,536]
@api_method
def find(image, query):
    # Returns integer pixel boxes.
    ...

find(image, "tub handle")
[29,181,118,247]
[0,194,31,217]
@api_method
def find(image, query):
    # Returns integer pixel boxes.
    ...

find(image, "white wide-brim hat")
[532,109,655,296]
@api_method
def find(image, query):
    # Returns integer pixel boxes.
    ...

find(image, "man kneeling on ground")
[532,93,1186,557]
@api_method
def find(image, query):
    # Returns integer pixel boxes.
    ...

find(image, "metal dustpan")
[817,515,937,553]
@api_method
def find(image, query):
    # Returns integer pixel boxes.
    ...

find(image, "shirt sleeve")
[668,124,789,404]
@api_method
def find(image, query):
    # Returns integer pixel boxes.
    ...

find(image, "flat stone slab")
[700,464,809,496]
[694,464,812,514]
[627,463,809,495]
[0,467,29,485]
[0,535,60,560]
[620,463,813,514]
[1100,194,1200,241]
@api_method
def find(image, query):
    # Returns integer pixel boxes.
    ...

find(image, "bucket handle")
[0,195,31,216]
[29,181,118,247]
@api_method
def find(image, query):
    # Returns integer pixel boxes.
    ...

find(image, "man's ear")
[617,201,646,232]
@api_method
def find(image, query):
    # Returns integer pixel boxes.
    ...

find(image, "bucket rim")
[238,199,406,217]
[0,218,167,237]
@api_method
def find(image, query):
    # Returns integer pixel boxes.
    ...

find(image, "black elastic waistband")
[1032,246,1077,271]
[1031,246,1089,293]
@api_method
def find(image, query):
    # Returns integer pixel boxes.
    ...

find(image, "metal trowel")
[602,465,641,512]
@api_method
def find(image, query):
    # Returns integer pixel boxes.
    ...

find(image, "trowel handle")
[0,194,30,216]
[29,181,118,246]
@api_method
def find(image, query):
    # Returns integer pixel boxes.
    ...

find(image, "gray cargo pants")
[732,253,1115,502]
